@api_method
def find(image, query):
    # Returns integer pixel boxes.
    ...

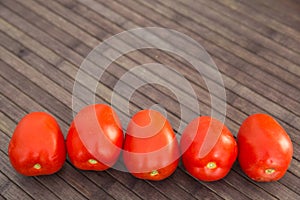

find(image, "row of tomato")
[8,104,293,182]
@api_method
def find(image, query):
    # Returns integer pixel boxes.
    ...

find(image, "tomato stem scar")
[265,168,275,174]
[207,162,217,169]
[88,159,98,164]
[33,163,41,170]
[150,170,159,176]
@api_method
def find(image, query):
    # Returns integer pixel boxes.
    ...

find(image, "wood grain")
[0,0,299,199]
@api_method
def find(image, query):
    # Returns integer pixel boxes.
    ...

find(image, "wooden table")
[0,0,299,199]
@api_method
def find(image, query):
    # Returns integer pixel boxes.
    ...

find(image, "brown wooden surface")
[0,0,300,199]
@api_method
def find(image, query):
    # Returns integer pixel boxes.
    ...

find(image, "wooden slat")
[152,0,300,88]
[196,0,300,55]
[279,171,300,195]
[81,0,300,198]
[0,59,144,200]
[0,47,75,130]
[214,0,300,42]
[0,172,32,200]
[0,7,202,198]
[119,0,300,152]
[94,0,300,144]
[0,3,181,133]
[131,0,300,103]
[52,0,300,164]
[218,170,277,200]
[107,0,300,109]
[0,74,143,200]
[105,169,170,200]
[0,0,170,126]
[231,164,300,200]
[55,60,223,199]
[0,7,80,66]
[0,0,299,199]
[28,0,216,124]
[290,160,300,180]
[2,0,300,162]
[140,1,299,89]
[0,50,192,198]
[31,0,300,133]
[169,169,223,200]
[49,0,297,156]
[52,0,300,198]
[53,37,292,199]
[0,0,220,140]
[239,0,300,31]
[0,70,68,133]
[1,0,91,59]
[73,171,143,200]
[177,0,300,72]
[257,0,300,23]
[0,36,150,198]
[0,194,5,200]
[0,32,78,105]
[0,2,248,199]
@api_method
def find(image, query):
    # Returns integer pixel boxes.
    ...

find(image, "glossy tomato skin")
[180,116,238,181]
[66,104,123,171]
[237,113,293,182]
[8,112,66,176]
[123,110,179,181]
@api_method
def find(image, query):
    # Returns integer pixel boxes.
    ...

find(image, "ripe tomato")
[66,104,123,171]
[180,116,238,181]
[8,112,66,176]
[123,110,179,181]
[237,113,293,182]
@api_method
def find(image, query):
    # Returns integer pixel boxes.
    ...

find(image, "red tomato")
[8,112,66,176]
[123,110,179,181]
[237,113,293,182]
[180,116,238,181]
[66,104,123,171]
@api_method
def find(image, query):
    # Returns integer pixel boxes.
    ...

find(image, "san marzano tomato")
[237,113,293,182]
[8,112,66,176]
[180,116,237,181]
[66,104,123,171]
[123,110,179,181]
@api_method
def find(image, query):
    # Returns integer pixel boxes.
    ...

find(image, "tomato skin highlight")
[180,116,238,181]
[66,104,123,171]
[123,110,179,181]
[8,112,66,176]
[237,113,293,182]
